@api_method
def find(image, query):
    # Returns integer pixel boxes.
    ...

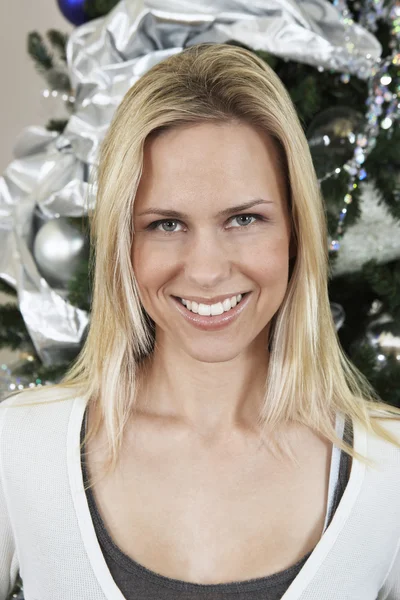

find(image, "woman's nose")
[183,231,232,289]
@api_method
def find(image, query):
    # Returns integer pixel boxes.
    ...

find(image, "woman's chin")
[179,342,247,364]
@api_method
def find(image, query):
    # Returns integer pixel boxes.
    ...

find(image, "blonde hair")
[3,43,400,487]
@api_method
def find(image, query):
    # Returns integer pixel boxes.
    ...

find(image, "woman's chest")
[85,422,332,585]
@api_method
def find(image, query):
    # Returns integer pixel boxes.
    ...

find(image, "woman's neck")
[134,342,270,440]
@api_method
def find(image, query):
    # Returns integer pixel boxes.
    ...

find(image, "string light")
[0,361,46,401]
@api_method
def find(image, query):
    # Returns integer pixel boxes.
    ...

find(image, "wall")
[0,0,72,172]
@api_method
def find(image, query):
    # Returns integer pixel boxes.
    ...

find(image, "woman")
[1,43,400,600]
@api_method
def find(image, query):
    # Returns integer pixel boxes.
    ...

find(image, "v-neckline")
[68,395,366,600]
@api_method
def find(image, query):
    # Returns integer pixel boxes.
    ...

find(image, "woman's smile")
[177,293,246,314]
[170,291,252,331]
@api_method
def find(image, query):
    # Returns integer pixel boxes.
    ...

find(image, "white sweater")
[1,390,400,600]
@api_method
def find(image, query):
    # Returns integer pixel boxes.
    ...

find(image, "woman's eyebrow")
[137,198,274,219]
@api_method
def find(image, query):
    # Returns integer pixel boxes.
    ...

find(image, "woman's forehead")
[134,122,288,213]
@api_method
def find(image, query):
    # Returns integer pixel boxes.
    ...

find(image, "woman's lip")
[171,292,252,331]
[174,293,248,305]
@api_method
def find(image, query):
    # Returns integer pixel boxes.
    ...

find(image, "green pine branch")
[83,0,120,19]
[0,304,32,350]
[363,123,400,223]
[67,255,92,312]
[0,279,17,298]
[27,31,54,74]
[46,118,68,133]
[329,258,400,409]
[350,343,400,408]
[47,29,68,63]
[321,164,363,237]
[362,259,400,319]
[10,356,72,383]
[27,30,71,93]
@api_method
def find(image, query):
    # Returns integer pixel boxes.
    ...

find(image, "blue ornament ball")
[57,0,89,26]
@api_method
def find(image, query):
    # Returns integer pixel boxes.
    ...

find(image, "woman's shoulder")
[367,404,400,418]
[0,384,79,410]
[0,385,81,444]
[366,404,400,435]
[0,386,83,482]
[360,405,400,470]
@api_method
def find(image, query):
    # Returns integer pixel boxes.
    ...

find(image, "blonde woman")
[1,43,400,600]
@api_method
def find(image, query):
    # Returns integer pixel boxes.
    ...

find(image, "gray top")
[81,411,353,599]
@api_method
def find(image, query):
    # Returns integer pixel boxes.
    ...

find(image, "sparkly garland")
[328,0,400,252]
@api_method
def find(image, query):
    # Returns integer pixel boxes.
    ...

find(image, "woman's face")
[132,121,294,362]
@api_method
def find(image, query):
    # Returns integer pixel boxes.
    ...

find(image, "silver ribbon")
[0,0,382,365]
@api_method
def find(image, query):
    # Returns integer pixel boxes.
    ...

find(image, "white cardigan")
[1,389,400,600]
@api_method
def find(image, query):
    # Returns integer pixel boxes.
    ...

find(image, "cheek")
[132,231,290,294]
[245,236,290,286]
[132,239,178,298]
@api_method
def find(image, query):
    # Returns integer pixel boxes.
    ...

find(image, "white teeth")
[222,298,231,311]
[210,302,224,316]
[179,293,246,316]
[198,304,211,316]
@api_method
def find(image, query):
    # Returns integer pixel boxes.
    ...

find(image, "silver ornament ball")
[307,106,364,179]
[366,316,400,358]
[33,217,89,288]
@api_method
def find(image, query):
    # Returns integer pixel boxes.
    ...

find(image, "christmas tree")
[1,0,399,407]
[1,6,400,390]
[1,1,399,407]
[2,1,400,597]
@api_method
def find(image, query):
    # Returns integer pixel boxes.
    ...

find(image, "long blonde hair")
[3,43,400,484]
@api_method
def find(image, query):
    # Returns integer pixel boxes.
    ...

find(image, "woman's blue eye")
[158,220,180,232]
[231,215,257,227]
[146,214,263,233]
